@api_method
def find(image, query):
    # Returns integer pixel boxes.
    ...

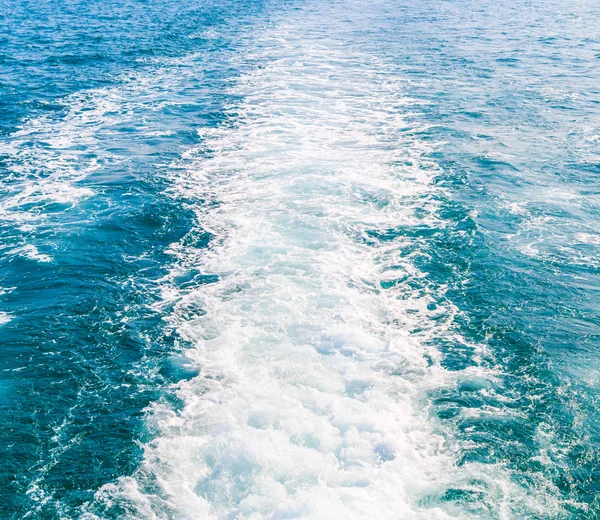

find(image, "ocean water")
[1,0,600,518]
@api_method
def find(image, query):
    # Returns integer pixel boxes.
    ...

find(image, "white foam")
[14,244,53,263]
[87,5,561,519]
[0,52,210,229]
[0,92,108,225]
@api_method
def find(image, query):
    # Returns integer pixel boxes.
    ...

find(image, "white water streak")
[90,9,557,520]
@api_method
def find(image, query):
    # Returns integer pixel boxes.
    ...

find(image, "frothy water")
[3,0,600,518]
[86,9,555,519]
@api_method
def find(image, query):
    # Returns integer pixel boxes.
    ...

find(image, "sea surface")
[1,0,600,518]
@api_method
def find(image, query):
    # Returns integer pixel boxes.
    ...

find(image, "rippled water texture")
[1,0,600,518]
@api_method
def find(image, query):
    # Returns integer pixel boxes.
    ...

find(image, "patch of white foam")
[0,52,211,229]
[17,244,53,263]
[0,92,109,225]
[87,5,562,520]
[0,312,12,326]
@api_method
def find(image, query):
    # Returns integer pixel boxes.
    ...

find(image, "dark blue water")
[1,0,599,518]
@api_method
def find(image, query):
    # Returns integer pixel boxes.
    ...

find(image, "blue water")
[1,0,600,518]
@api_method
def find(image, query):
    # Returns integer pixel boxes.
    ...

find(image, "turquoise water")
[1,0,599,518]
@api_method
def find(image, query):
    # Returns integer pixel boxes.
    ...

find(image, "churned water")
[1,0,600,518]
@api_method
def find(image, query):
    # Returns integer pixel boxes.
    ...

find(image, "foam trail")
[89,8,553,520]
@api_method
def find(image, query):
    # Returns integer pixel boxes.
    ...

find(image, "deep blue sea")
[1,0,600,518]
